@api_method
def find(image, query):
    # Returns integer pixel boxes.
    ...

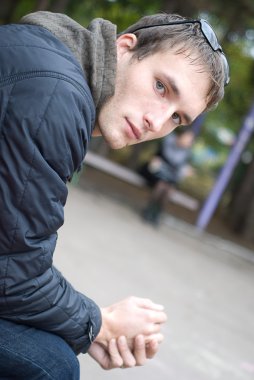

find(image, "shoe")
[141,203,161,226]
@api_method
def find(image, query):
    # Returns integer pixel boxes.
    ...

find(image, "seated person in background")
[140,126,195,225]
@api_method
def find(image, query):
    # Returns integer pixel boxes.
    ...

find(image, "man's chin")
[103,135,127,150]
[109,141,127,150]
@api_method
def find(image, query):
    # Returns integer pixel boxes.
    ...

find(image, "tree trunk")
[0,0,19,24]
[50,0,70,13]
[160,0,205,17]
[243,196,254,242]
[229,157,254,240]
[35,0,51,11]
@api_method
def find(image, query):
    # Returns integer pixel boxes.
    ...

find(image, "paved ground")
[54,184,254,380]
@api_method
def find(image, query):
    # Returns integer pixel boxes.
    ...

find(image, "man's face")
[94,34,210,149]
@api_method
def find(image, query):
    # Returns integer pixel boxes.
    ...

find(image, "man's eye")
[156,80,166,94]
[172,112,181,125]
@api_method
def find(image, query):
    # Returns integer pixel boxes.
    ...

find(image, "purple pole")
[191,113,206,136]
[196,103,254,230]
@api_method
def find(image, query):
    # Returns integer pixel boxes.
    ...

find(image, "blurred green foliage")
[68,0,161,30]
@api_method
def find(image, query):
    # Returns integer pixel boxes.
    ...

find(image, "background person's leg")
[142,181,169,225]
[0,318,80,380]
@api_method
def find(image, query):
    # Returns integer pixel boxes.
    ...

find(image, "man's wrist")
[94,307,112,346]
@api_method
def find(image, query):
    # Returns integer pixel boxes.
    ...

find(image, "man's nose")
[143,105,174,133]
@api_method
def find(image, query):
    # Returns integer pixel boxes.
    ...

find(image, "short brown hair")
[122,13,227,112]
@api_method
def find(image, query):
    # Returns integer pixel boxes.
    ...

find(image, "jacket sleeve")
[0,75,100,355]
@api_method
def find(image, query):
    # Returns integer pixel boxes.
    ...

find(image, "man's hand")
[95,296,167,348]
[88,335,160,370]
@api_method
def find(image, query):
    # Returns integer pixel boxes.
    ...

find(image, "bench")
[84,151,199,211]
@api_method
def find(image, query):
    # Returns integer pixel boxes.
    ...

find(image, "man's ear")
[116,33,137,59]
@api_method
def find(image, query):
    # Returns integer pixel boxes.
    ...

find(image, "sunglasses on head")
[130,19,230,86]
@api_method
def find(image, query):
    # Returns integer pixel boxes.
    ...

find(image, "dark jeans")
[0,318,80,379]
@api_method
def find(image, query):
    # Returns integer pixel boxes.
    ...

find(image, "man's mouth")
[126,118,142,140]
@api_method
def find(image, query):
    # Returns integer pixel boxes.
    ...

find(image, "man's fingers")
[117,336,136,367]
[141,312,167,336]
[135,297,165,311]
[146,322,165,335]
[146,339,159,359]
[108,339,124,368]
[88,342,113,370]
[145,333,164,345]
[133,335,147,366]
[148,310,168,324]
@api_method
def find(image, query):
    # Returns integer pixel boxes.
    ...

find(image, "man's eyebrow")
[182,112,193,125]
[164,75,180,96]
[164,75,193,125]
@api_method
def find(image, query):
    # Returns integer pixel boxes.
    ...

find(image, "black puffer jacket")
[0,23,101,354]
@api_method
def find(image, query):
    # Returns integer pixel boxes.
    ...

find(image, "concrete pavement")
[54,185,254,380]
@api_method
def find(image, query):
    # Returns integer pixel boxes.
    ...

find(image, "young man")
[0,11,229,379]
